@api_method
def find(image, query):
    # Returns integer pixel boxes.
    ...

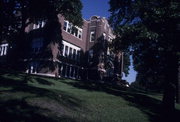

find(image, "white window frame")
[62,40,81,60]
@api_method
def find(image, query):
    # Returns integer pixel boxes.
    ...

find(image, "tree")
[0,0,83,42]
[110,40,130,77]
[109,0,180,111]
[0,0,22,42]
[1,0,83,73]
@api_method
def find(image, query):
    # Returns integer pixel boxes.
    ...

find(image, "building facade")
[1,15,115,80]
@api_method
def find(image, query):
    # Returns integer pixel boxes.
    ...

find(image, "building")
[1,15,116,80]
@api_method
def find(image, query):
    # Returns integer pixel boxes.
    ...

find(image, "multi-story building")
[1,15,115,80]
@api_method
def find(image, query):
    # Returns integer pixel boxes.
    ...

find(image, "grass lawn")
[0,71,180,122]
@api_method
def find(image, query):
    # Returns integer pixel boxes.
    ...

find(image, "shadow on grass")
[30,76,55,85]
[61,80,180,122]
[0,99,77,122]
[0,74,83,122]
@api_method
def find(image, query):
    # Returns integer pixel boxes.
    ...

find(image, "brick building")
[0,15,115,80]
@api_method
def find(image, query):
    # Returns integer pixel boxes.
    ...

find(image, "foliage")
[1,0,83,73]
[109,0,180,108]
[0,0,83,42]
[0,0,21,41]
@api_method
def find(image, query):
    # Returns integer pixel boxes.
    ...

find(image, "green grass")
[0,71,180,122]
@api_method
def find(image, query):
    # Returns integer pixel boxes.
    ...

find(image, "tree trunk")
[162,53,178,111]
[177,63,180,103]
[162,81,176,112]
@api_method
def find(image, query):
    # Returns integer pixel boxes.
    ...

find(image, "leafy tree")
[109,0,180,111]
[0,0,83,42]
[0,0,22,42]
[110,40,130,77]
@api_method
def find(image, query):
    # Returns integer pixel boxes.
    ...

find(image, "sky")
[81,0,110,20]
[81,0,137,83]
[122,56,137,83]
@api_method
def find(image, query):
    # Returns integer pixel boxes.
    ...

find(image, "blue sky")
[81,0,110,19]
[122,56,137,83]
[81,0,137,83]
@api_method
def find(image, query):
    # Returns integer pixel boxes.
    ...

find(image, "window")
[75,28,78,37]
[88,50,93,63]
[65,46,68,57]
[36,21,41,29]
[89,50,93,58]
[90,31,95,42]
[63,21,68,31]
[0,47,3,56]
[33,24,37,29]
[67,23,72,33]
[61,44,64,56]
[69,47,72,59]
[0,46,3,56]
[32,38,43,53]
[32,21,45,29]
[72,27,78,37]
[0,44,8,56]
[73,49,76,60]
[78,30,82,39]
[30,62,39,73]
[77,50,80,61]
